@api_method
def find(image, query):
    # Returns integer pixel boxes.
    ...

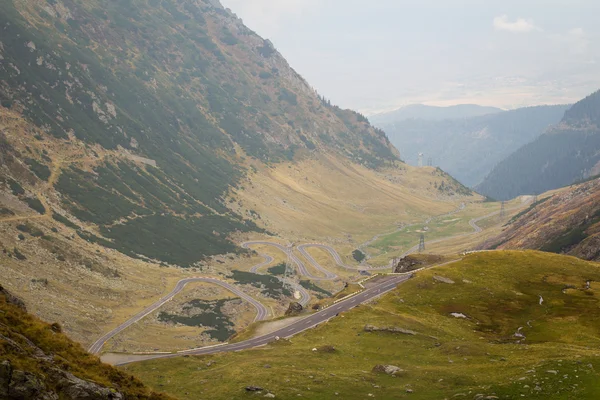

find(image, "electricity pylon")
[418,234,425,253]
[282,250,295,293]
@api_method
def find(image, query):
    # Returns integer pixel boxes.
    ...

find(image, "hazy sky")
[220,0,599,115]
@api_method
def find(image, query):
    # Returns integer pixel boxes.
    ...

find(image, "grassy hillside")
[0,0,400,266]
[123,251,600,399]
[0,0,475,354]
[0,286,174,399]
[476,90,600,200]
[480,177,600,261]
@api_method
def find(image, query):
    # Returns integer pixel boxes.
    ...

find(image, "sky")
[220,0,599,115]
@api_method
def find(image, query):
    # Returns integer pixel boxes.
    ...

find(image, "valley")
[1,0,599,399]
[88,197,521,358]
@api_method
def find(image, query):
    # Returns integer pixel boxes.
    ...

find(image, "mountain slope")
[0,0,405,267]
[476,90,600,200]
[479,177,600,261]
[372,105,568,186]
[125,251,600,399]
[0,286,174,399]
[370,104,503,124]
[0,0,476,350]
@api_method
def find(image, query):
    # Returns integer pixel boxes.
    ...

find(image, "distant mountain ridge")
[476,90,600,200]
[478,176,600,262]
[371,104,503,125]
[371,104,569,186]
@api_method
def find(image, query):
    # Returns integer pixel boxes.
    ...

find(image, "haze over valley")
[1,1,599,399]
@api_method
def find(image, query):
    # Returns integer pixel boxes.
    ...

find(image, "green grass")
[123,251,600,399]
[267,263,286,276]
[24,197,46,214]
[299,280,332,298]
[158,298,239,342]
[231,270,292,298]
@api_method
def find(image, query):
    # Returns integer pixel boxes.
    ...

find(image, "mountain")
[371,105,569,186]
[0,0,410,269]
[0,0,476,350]
[370,104,503,125]
[0,285,173,399]
[478,176,600,261]
[476,90,600,200]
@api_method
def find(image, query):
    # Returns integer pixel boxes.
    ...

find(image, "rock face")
[479,176,600,262]
[364,325,417,335]
[0,285,26,311]
[372,365,405,375]
[285,302,303,316]
[1,352,125,400]
[393,256,424,273]
[0,288,172,400]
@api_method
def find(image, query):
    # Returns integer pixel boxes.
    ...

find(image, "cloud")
[493,15,539,33]
[221,0,321,36]
[566,28,589,54]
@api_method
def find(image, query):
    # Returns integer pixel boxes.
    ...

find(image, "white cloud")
[566,27,589,54]
[493,15,539,33]
[221,0,320,37]
[569,27,585,36]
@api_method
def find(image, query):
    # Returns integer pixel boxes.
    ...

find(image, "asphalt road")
[397,202,528,258]
[243,241,334,281]
[88,277,269,355]
[298,243,392,272]
[113,273,412,366]
[242,243,312,306]
[91,205,521,356]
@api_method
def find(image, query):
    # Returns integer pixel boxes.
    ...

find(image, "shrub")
[352,250,366,263]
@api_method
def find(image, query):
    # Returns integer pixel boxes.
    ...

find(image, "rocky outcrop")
[0,287,172,400]
[372,365,405,375]
[570,234,600,261]
[364,325,417,335]
[1,354,126,400]
[479,177,600,262]
[0,285,26,311]
[285,302,303,316]
[393,256,423,273]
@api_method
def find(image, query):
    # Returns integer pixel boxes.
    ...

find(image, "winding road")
[112,274,413,366]
[244,241,338,280]
[398,203,528,258]
[88,277,269,355]
[91,202,525,356]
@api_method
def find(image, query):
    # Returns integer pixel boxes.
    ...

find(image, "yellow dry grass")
[233,153,469,243]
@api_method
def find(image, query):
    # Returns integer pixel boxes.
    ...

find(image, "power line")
[499,201,506,220]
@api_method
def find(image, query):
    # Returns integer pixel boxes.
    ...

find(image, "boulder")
[57,371,124,399]
[433,276,455,284]
[364,325,417,335]
[285,302,303,316]
[393,256,423,273]
[316,345,336,353]
[372,365,404,375]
